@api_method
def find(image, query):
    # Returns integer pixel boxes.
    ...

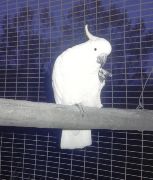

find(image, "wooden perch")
[0,98,152,131]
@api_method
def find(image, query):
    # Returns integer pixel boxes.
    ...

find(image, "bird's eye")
[94,48,97,51]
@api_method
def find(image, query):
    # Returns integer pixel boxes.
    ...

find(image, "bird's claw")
[98,68,112,82]
[75,103,85,118]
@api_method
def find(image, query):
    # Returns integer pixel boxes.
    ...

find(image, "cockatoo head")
[85,25,112,67]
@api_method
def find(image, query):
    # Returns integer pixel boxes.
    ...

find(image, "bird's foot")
[98,68,112,82]
[75,103,85,118]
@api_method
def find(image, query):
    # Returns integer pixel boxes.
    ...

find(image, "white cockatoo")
[52,25,112,149]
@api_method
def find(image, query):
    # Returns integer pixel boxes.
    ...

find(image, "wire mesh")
[1,127,153,179]
[0,0,153,179]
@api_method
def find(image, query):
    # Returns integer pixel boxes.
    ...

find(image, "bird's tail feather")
[60,130,92,149]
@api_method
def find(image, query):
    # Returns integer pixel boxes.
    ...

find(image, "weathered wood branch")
[0,98,152,131]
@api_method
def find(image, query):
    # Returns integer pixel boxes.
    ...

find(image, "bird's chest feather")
[53,54,104,106]
[62,57,100,84]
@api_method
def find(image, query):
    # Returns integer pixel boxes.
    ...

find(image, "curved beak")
[97,53,112,82]
[97,53,108,67]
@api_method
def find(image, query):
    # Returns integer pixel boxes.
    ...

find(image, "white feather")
[52,27,111,149]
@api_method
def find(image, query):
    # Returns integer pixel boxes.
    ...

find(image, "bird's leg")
[75,103,85,118]
[98,68,112,82]
[98,68,105,82]
[73,103,85,136]
[97,53,107,66]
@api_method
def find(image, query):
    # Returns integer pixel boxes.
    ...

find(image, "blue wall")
[0,0,153,179]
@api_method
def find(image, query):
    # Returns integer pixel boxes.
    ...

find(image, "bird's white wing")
[52,50,103,107]
[52,51,94,149]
